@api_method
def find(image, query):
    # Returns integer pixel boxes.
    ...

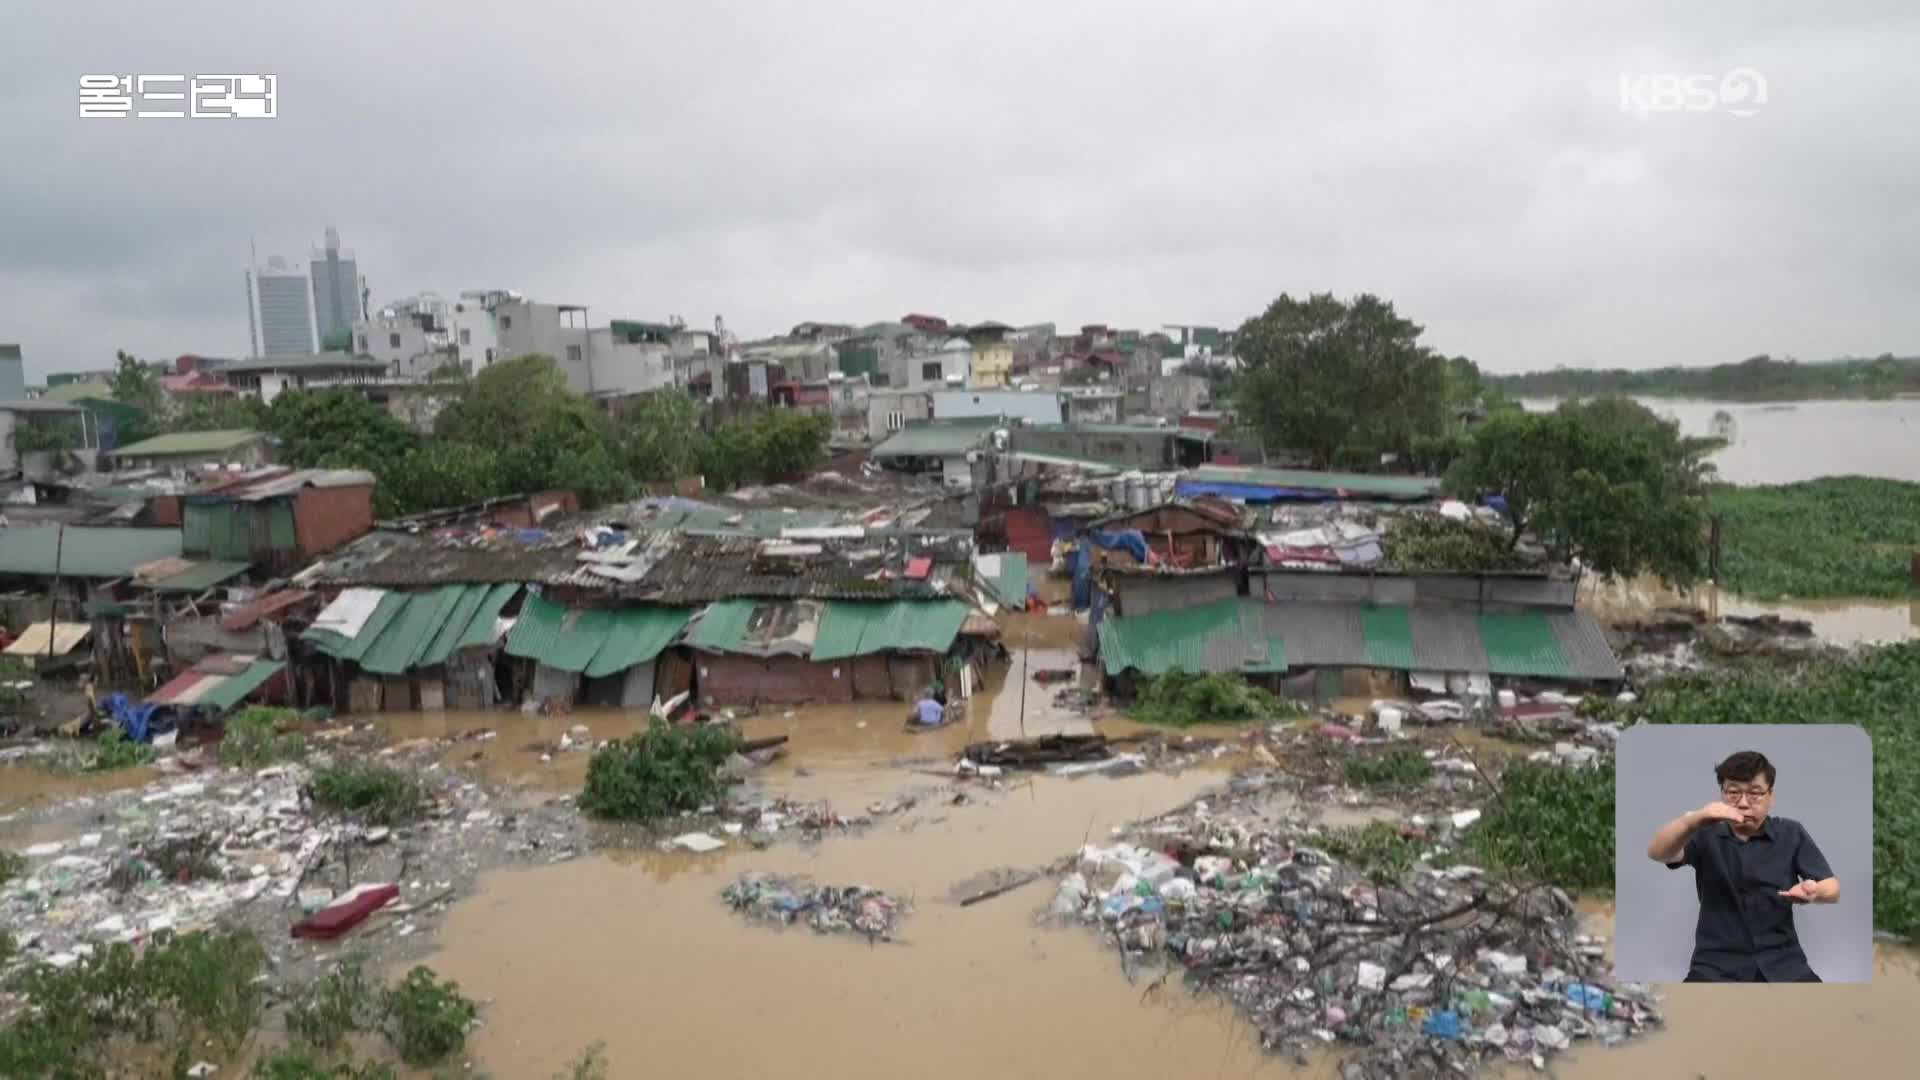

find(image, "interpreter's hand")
[1780,879,1821,904]
[1696,802,1746,825]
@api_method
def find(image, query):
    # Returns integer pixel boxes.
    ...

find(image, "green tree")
[169,394,268,433]
[109,350,165,443]
[613,390,709,485]
[1231,293,1450,468]
[435,355,630,506]
[266,390,417,470]
[698,409,832,491]
[375,441,502,518]
[1447,397,1716,584]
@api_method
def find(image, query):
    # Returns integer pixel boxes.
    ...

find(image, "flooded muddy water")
[429,765,1318,1080]
[0,759,159,820]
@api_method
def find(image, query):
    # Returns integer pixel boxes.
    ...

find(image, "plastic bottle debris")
[1051,773,1662,1074]
[720,872,908,940]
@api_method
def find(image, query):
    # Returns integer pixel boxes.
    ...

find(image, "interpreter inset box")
[1614,724,1872,983]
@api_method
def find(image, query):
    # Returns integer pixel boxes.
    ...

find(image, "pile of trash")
[0,757,587,983]
[1050,779,1659,1077]
[720,872,908,941]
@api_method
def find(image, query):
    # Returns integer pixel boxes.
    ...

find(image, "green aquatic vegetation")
[1710,477,1920,599]
[1129,669,1307,728]
[1467,760,1617,892]
[1342,746,1434,787]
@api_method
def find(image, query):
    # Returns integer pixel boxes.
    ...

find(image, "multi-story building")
[0,344,24,400]
[310,227,363,348]
[251,256,317,356]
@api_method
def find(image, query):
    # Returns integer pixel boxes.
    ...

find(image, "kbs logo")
[1618,68,1767,118]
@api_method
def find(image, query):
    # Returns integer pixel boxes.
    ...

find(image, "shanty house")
[685,597,969,707]
[505,592,689,708]
[304,585,522,711]
[182,469,375,572]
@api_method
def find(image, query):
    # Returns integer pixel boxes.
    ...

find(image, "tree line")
[1229,292,1720,586]
[1483,352,1920,402]
[103,353,832,519]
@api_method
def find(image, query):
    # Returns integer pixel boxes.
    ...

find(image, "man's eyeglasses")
[1721,788,1771,804]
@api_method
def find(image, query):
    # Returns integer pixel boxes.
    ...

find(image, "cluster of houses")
[3,409,1625,735]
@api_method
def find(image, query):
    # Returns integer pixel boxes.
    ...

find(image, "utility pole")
[45,523,65,663]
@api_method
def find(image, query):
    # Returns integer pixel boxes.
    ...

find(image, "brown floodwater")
[0,759,160,818]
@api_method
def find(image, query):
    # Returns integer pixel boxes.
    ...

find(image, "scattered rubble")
[1050,773,1659,1077]
[721,872,909,941]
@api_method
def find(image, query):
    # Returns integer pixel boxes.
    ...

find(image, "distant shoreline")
[1506,390,1920,405]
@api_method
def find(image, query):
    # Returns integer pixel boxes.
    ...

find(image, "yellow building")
[970,340,1013,388]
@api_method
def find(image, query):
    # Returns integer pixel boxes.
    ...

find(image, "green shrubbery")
[309,762,428,825]
[1129,669,1305,728]
[1343,746,1434,787]
[1710,477,1920,599]
[1467,760,1616,891]
[0,929,267,1075]
[578,721,743,822]
[221,707,308,767]
[1320,821,1422,884]
[84,728,155,772]
[1626,643,1920,937]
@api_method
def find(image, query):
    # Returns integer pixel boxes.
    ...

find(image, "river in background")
[1520,397,1920,485]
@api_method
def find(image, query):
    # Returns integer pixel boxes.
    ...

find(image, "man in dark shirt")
[1645,750,1840,982]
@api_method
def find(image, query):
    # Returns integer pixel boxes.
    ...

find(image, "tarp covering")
[308,585,519,674]
[504,592,690,676]
[685,598,758,652]
[811,600,969,661]
[3,622,92,657]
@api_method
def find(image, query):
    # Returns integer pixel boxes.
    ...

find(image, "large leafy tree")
[1447,397,1718,584]
[614,390,709,485]
[168,393,269,433]
[108,350,166,443]
[435,354,630,506]
[266,390,417,470]
[1231,293,1451,468]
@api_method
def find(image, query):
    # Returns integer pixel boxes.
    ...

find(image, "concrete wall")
[867,390,931,441]
[1010,427,1176,468]
[1060,394,1121,424]
[354,311,443,378]
[587,329,672,398]
[122,441,270,471]
[931,389,1062,424]
[1148,373,1210,417]
[491,299,590,391]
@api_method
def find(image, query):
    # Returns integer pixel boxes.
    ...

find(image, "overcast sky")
[4,1,1918,380]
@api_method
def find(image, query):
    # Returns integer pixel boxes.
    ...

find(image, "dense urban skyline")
[5,1,1919,380]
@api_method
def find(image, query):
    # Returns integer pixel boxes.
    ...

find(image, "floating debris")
[720,872,908,941]
[1052,775,1661,1078]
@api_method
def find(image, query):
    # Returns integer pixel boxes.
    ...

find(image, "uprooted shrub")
[1467,759,1616,892]
[1318,821,1422,885]
[578,720,743,822]
[0,928,267,1076]
[221,706,308,767]
[378,966,479,1066]
[308,761,428,825]
[1129,668,1306,728]
[287,957,380,1053]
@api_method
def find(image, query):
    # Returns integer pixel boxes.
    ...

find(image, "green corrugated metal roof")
[1097,598,1245,676]
[991,553,1028,608]
[1361,606,1415,669]
[811,600,968,661]
[505,593,690,675]
[585,607,691,677]
[360,586,471,675]
[111,429,264,458]
[1477,612,1573,678]
[687,599,758,652]
[305,591,407,662]
[144,560,252,593]
[196,659,283,712]
[1186,466,1441,500]
[418,583,519,667]
[308,586,515,673]
[0,526,184,578]
[870,423,994,459]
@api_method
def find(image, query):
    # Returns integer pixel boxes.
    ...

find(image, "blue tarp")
[102,693,161,743]
[1175,480,1345,504]
[1481,494,1509,514]
[1070,540,1093,610]
[1088,529,1150,564]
